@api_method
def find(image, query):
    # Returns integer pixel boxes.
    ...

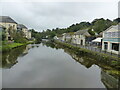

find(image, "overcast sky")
[0,0,119,32]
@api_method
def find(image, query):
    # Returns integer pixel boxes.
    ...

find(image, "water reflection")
[2,45,32,69]
[2,41,120,89]
[42,41,120,89]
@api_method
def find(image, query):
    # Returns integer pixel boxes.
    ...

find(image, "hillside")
[30,18,120,41]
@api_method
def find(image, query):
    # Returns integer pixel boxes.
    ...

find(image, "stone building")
[0,16,17,40]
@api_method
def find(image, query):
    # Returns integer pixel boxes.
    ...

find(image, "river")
[2,42,120,88]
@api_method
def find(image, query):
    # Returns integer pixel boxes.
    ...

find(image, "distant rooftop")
[105,24,120,32]
[17,24,28,29]
[112,24,120,30]
[0,16,17,24]
[74,29,91,36]
[74,30,87,34]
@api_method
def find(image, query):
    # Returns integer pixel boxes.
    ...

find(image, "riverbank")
[1,41,34,52]
[54,40,120,69]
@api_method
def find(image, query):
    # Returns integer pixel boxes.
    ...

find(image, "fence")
[59,40,120,58]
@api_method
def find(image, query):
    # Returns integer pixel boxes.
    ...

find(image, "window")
[104,42,108,50]
[112,43,119,51]
[104,32,120,38]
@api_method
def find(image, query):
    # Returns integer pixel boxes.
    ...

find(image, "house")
[17,24,31,39]
[0,16,17,40]
[62,33,73,42]
[56,35,64,41]
[102,24,120,54]
[72,30,91,45]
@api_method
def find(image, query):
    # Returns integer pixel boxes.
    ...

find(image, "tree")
[88,29,95,36]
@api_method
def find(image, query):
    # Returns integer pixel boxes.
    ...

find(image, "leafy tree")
[30,17,119,40]
[88,29,95,36]
[13,32,28,43]
[1,30,6,41]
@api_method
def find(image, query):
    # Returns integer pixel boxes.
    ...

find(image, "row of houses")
[54,29,96,46]
[54,24,120,55]
[0,16,31,40]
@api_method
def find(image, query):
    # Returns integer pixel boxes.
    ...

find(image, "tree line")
[30,18,120,42]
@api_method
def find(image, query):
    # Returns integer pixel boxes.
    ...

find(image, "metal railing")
[58,40,120,58]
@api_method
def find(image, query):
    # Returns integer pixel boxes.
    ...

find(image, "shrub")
[14,37,28,43]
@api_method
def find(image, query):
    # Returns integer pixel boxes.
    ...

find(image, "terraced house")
[17,24,31,39]
[0,16,17,40]
[0,16,31,40]
[102,24,120,54]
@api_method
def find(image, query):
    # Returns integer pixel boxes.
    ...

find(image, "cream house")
[62,33,73,42]
[102,24,120,54]
[72,30,91,45]
[27,30,31,39]
[0,16,17,40]
[17,24,31,39]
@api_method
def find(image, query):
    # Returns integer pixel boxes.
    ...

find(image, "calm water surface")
[2,43,119,88]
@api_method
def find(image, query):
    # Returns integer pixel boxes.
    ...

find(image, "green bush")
[14,37,28,43]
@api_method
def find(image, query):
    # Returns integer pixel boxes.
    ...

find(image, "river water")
[2,42,119,88]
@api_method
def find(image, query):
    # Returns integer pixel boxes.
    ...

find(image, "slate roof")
[104,24,120,32]
[0,16,17,24]
[17,24,28,29]
[64,33,71,37]
[74,30,91,36]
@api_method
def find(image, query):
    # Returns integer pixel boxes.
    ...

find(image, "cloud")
[0,1,118,31]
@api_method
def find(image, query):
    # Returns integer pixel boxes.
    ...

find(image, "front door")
[81,40,83,45]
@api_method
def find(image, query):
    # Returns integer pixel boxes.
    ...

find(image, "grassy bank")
[1,41,34,52]
[54,40,120,69]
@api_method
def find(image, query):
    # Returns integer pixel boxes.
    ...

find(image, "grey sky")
[0,1,119,32]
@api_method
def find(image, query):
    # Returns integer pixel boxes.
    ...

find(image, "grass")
[1,41,34,52]
[1,43,24,52]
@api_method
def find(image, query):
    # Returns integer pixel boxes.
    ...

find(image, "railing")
[57,40,120,58]
[72,43,120,58]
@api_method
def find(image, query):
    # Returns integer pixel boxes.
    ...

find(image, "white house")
[102,24,120,54]
[72,30,91,45]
